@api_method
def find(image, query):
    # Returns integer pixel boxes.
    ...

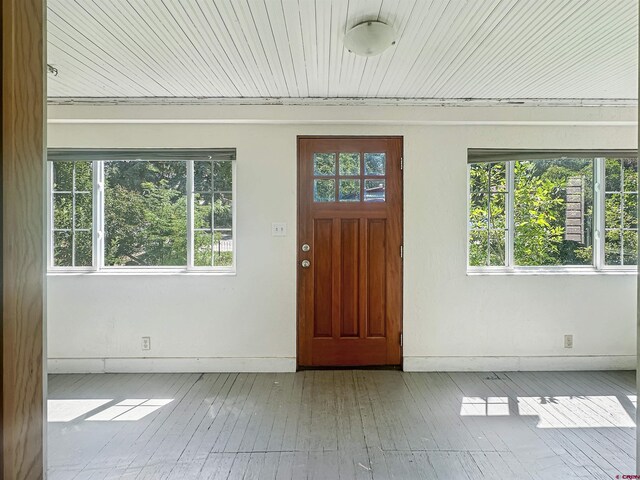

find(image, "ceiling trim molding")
[47,96,639,108]
[48,119,638,127]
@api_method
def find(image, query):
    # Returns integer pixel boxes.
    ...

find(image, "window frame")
[467,153,638,274]
[47,152,237,274]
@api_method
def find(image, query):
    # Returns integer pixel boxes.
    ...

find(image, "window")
[312,151,387,203]
[48,149,235,272]
[604,158,638,266]
[467,150,637,271]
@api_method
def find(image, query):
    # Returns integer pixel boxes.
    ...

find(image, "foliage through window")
[468,154,637,270]
[49,150,235,271]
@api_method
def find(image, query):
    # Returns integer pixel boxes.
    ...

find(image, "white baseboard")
[49,355,636,374]
[403,355,636,372]
[48,357,297,374]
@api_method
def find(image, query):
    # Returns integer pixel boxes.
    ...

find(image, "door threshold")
[297,365,402,371]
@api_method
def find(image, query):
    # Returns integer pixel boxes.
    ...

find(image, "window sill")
[467,267,637,276]
[47,269,236,276]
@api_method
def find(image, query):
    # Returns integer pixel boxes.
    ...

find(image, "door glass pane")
[339,153,360,176]
[364,179,385,202]
[314,153,335,176]
[314,179,335,202]
[339,179,360,202]
[364,153,385,176]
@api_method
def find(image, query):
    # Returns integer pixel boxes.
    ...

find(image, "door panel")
[298,136,403,367]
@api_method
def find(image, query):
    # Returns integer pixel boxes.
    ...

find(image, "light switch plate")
[272,223,287,236]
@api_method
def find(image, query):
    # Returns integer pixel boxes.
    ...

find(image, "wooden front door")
[297,136,403,367]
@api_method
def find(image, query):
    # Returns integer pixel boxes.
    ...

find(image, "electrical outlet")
[272,222,287,236]
[564,334,573,349]
[142,336,151,351]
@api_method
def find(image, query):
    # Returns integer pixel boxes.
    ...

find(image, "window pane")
[605,157,638,266]
[514,159,593,266]
[213,231,233,267]
[339,153,360,176]
[314,179,335,202]
[194,161,212,192]
[75,231,93,267]
[104,161,187,267]
[364,153,385,176]
[469,230,488,266]
[623,158,638,192]
[53,193,73,229]
[605,229,622,265]
[364,179,385,202]
[605,158,622,191]
[469,163,489,192]
[53,162,74,191]
[339,179,360,202]
[75,161,93,191]
[623,193,637,229]
[76,193,93,230]
[214,161,233,191]
[213,192,232,229]
[194,230,213,267]
[489,230,506,265]
[489,163,507,192]
[314,153,335,176]
[194,194,212,229]
[489,193,506,229]
[605,193,621,230]
[623,230,638,265]
[469,193,489,230]
[53,231,72,266]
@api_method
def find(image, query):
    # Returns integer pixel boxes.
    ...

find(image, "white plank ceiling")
[47,0,638,101]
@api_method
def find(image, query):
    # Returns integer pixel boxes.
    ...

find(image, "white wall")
[47,104,638,373]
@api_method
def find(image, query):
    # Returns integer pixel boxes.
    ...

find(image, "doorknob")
[301,260,311,268]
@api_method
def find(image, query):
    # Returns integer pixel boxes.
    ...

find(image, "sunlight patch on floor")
[48,398,173,422]
[460,395,636,428]
[48,399,112,422]
[86,398,173,421]
[517,395,636,428]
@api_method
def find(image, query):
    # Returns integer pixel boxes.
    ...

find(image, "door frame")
[2,0,47,477]
[296,135,404,369]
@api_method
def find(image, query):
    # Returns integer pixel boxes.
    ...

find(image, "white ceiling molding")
[47,104,638,126]
[47,97,638,108]
[47,0,638,101]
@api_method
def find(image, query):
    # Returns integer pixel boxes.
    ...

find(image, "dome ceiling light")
[344,21,397,57]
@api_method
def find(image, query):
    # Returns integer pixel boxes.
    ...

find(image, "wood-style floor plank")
[47,371,637,479]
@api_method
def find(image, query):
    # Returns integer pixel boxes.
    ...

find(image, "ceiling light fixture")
[344,21,396,57]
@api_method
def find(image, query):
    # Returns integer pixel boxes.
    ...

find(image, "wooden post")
[2,0,46,478]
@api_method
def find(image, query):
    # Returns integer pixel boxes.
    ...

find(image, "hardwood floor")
[47,370,636,479]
